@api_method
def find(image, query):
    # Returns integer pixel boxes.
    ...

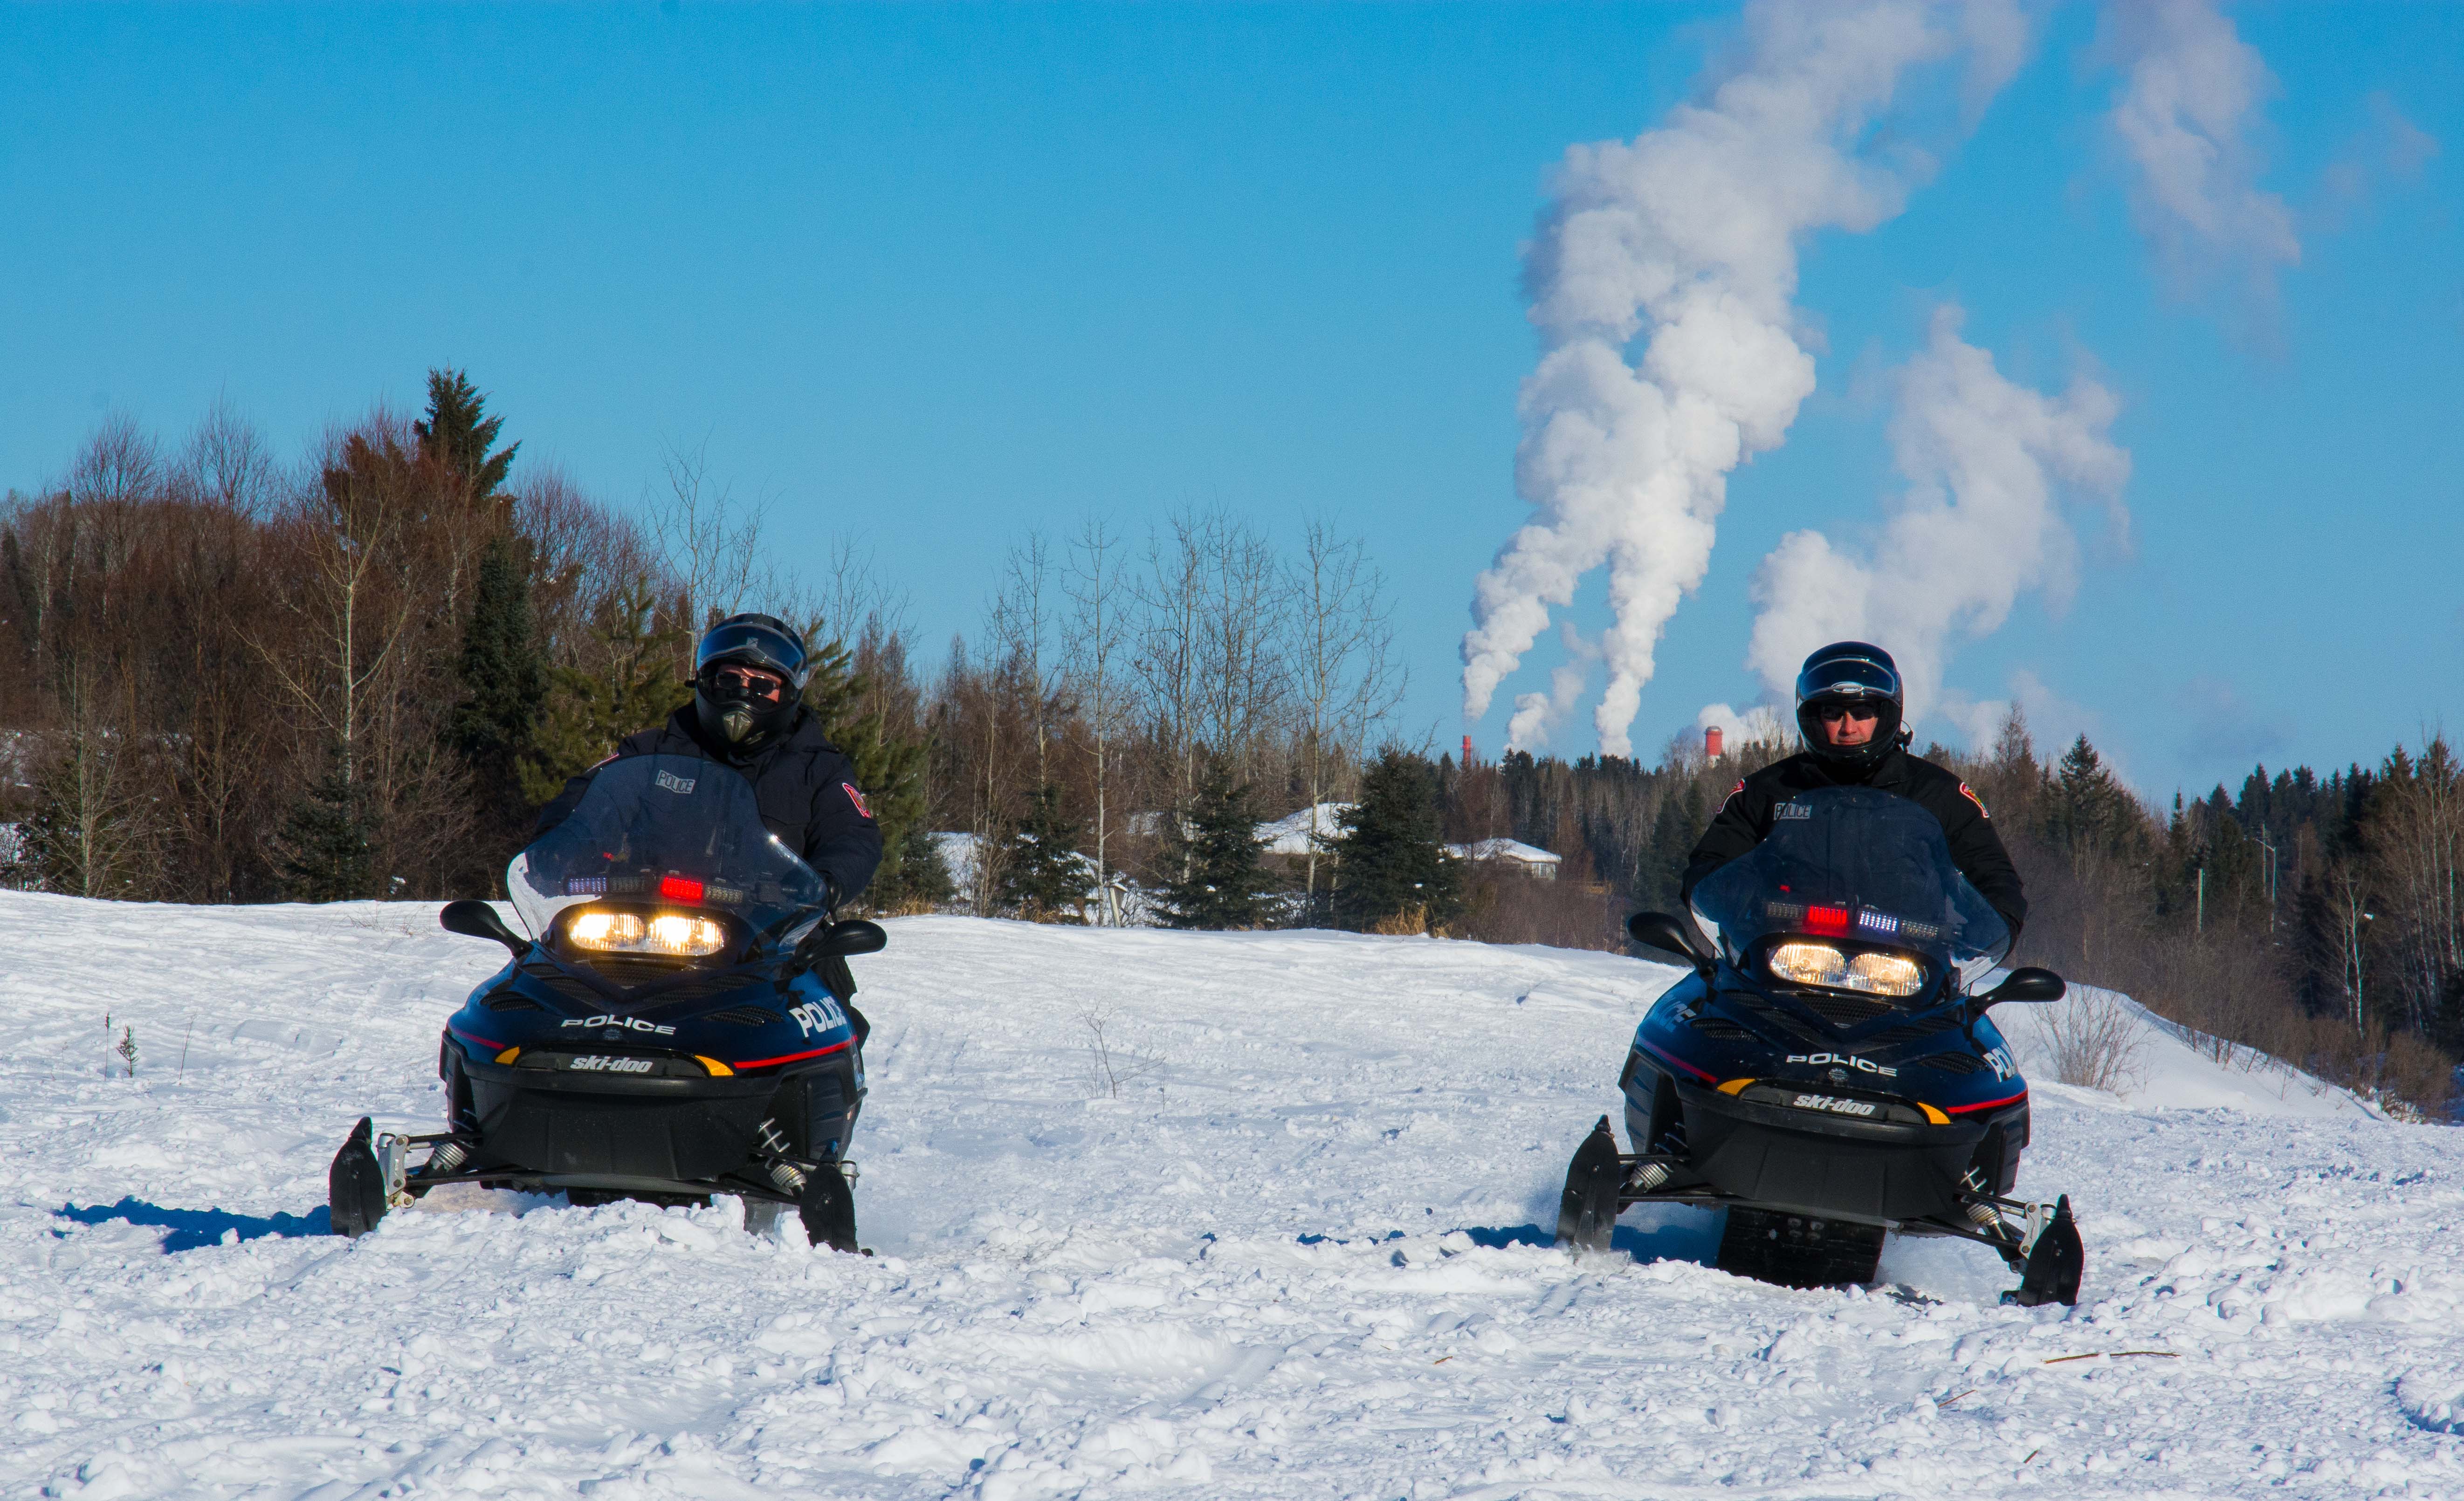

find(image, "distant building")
[1442,837,1563,881]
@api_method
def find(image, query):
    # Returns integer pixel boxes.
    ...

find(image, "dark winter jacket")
[535,706,883,906]
[1680,745,2027,937]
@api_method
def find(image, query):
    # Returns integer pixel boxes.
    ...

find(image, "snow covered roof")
[1443,837,1562,869]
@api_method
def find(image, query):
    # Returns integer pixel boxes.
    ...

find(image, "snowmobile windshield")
[1688,785,2012,991]
[505,754,826,946]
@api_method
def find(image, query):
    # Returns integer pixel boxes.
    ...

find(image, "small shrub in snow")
[2043,987,2144,1095]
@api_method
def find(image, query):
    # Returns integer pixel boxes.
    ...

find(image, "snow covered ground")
[4,890,2462,1499]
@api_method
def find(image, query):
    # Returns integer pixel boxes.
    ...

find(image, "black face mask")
[694,670,797,754]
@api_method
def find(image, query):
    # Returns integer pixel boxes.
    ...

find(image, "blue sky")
[2,2,2456,801]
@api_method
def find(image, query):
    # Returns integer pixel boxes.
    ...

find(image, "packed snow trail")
[2,892,2461,1499]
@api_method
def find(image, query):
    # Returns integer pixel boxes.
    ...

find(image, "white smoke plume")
[1503,624,1600,752]
[1743,307,2130,727]
[2103,0,2299,308]
[1463,0,2028,757]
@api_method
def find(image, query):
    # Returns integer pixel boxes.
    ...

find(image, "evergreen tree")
[415,368,518,504]
[998,784,1088,920]
[794,621,929,911]
[883,823,956,911]
[1328,748,1460,933]
[449,536,547,778]
[276,746,377,901]
[2041,734,2137,860]
[1159,758,1273,929]
[517,578,691,807]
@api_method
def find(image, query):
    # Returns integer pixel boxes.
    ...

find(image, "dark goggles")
[695,618,810,690]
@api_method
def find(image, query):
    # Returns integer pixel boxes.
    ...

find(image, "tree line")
[0,377,1418,927]
[5,379,2450,1111]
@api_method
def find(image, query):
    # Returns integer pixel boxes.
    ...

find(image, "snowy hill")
[3,891,2461,1498]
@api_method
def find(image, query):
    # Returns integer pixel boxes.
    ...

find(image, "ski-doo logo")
[561,1015,677,1036]
[1774,801,1813,821]
[1786,1052,1897,1078]
[1984,1044,2018,1082]
[1791,1092,1879,1118]
[789,998,847,1039]
[568,1055,654,1074]
[655,769,697,795]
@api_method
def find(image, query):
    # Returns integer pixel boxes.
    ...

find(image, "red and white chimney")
[1461,733,1475,766]
[1705,726,1725,760]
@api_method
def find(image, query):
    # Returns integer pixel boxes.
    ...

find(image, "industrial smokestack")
[1462,734,1475,766]
[1705,726,1725,760]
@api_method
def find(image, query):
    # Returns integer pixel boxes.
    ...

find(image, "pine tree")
[450,536,547,777]
[2041,734,2137,861]
[1328,748,1460,933]
[517,578,691,807]
[415,368,518,505]
[999,784,1088,921]
[276,746,377,901]
[1159,759,1273,929]
[884,823,956,911]
[794,622,929,911]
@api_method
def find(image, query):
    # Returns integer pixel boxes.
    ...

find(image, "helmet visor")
[696,619,810,689]
[1796,655,1899,706]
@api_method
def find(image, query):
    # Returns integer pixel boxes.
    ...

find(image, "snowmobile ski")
[1553,1116,1624,1253]
[2003,1194,2083,1307]
[328,1116,388,1238]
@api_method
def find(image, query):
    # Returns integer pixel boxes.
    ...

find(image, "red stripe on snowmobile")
[450,1024,504,1052]
[732,1040,853,1069]
[1638,1038,1718,1083]
[1944,1089,2028,1115]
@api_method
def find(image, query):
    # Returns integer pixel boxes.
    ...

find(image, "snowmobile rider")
[535,612,883,912]
[1680,641,2026,938]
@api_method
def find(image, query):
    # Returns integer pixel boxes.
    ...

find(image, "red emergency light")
[659,876,706,903]
[1804,904,1851,937]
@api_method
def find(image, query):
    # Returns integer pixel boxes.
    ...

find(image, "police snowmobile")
[1553,785,2084,1305]
[326,754,885,1251]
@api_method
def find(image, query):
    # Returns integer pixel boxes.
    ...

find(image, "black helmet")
[693,612,809,753]
[1794,641,1905,772]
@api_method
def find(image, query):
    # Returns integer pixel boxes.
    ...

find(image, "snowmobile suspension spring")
[755,1119,807,1195]
[426,1139,468,1176]
[1626,1160,1672,1193]
[1966,1199,2007,1233]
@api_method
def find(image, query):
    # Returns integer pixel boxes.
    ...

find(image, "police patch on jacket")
[841,782,873,819]
[1959,782,1989,818]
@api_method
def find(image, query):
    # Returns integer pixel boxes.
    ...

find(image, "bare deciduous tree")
[1286,519,1403,912]
[1064,517,1133,924]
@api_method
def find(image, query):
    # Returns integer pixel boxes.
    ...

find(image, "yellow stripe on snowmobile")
[1717,1077,1754,1096]
[1917,1102,1950,1124]
[495,1047,521,1064]
[695,1056,734,1076]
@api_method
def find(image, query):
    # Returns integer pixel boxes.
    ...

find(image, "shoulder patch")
[841,782,873,820]
[1959,782,1989,819]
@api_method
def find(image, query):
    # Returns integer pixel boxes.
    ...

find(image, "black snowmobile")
[327,754,886,1250]
[1553,785,2084,1305]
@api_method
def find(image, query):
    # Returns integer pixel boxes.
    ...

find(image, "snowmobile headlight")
[1846,952,1923,997]
[647,913,727,956]
[568,910,646,949]
[1769,942,1846,987]
[1768,942,1926,998]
